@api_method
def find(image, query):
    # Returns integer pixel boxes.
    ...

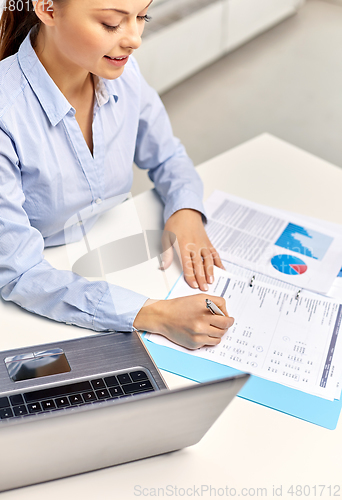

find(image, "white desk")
[1,134,342,499]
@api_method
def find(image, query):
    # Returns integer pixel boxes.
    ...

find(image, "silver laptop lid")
[0,373,249,492]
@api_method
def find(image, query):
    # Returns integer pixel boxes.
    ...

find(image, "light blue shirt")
[0,28,206,333]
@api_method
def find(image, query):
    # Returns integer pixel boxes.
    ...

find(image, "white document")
[329,272,342,302]
[204,191,342,294]
[145,265,342,400]
[261,205,342,301]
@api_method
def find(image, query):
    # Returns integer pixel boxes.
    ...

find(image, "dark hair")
[0,1,39,60]
[0,0,65,61]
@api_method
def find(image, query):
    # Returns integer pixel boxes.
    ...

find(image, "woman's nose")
[120,21,142,51]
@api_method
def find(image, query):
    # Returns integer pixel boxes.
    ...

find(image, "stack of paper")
[145,191,342,404]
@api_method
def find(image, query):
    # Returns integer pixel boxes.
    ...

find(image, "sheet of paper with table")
[145,263,342,401]
[143,191,342,427]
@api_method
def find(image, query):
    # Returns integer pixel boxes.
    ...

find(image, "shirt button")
[95,198,102,205]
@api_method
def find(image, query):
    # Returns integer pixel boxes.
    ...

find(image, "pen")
[206,299,225,316]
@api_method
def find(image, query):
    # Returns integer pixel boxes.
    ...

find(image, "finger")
[182,244,200,289]
[190,334,222,348]
[201,247,215,284]
[192,315,232,337]
[208,315,235,331]
[161,230,180,270]
[192,254,209,291]
[209,246,225,270]
[205,295,230,316]
[200,335,222,346]
[159,231,173,270]
[160,245,173,270]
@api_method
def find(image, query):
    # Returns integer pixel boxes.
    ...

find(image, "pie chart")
[271,254,308,275]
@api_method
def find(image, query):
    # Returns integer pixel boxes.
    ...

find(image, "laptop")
[0,331,249,492]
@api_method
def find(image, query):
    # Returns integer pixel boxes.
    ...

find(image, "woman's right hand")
[133,294,234,350]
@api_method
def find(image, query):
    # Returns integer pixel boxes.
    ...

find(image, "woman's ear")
[31,0,56,27]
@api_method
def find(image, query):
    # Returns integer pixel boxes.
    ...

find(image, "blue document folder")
[142,336,342,430]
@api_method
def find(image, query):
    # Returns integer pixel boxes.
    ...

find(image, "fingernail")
[192,282,199,288]
[159,261,165,270]
[208,276,214,284]
[203,284,209,291]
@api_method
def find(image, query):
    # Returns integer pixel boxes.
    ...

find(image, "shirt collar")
[17,27,118,127]
[92,73,118,108]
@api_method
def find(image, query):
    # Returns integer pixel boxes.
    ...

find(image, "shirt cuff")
[163,188,208,225]
[92,284,150,332]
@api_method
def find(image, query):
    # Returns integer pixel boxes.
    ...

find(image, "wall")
[0,0,305,95]
[135,0,305,94]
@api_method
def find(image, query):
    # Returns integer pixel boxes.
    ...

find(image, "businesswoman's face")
[34,0,152,79]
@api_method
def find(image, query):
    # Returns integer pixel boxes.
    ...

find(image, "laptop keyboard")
[0,369,155,421]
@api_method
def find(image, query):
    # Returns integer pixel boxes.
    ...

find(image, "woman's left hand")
[161,208,225,291]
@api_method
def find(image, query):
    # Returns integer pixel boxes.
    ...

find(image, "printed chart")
[204,191,342,293]
[271,254,308,276]
[275,223,333,260]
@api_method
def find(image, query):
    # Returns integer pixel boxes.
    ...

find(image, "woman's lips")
[104,55,129,67]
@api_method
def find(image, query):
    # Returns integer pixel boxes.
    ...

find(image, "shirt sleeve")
[132,58,207,225]
[0,126,149,332]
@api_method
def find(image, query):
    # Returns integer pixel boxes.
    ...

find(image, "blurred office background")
[132,0,342,195]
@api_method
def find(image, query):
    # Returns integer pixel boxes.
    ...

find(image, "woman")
[0,0,234,349]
